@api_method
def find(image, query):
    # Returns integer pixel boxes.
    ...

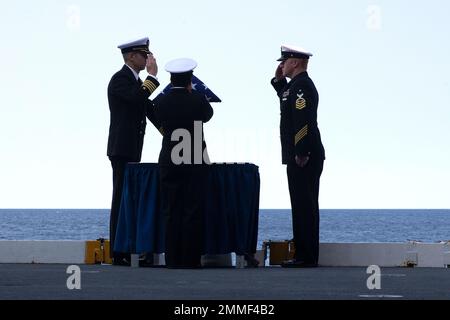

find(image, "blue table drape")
[114,163,260,256]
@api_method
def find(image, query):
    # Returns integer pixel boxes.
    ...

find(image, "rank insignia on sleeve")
[295,125,308,145]
[296,97,306,110]
[142,79,157,93]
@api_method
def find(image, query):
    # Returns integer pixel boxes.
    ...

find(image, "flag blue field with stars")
[156,75,222,102]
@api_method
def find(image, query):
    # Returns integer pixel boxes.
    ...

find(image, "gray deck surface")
[0,264,449,300]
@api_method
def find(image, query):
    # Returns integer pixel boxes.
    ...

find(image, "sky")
[0,0,449,209]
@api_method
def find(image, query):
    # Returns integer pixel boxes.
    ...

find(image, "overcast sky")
[1,0,449,209]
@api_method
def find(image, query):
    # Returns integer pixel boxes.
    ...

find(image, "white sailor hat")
[165,58,197,74]
[277,44,313,61]
[118,37,150,54]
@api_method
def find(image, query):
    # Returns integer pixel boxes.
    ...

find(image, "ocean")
[1,209,449,248]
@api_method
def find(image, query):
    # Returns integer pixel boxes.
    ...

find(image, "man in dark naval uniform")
[154,58,213,268]
[107,37,161,265]
[271,45,325,268]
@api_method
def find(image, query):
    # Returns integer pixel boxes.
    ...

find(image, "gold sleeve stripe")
[296,125,308,138]
[295,130,307,145]
[142,83,155,93]
[143,80,157,92]
[142,82,152,91]
[143,84,156,92]
[295,125,308,145]
[146,79,157,88]
[159,127,164,135]
[295,129,307,144]
[146,81,157,91]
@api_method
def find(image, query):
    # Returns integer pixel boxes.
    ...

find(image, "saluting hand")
[146,54,158,77]
[275,63,284,81]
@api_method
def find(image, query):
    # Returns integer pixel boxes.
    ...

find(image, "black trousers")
[109,156,135,258]
[160,165,206,268]
[287,158,324,264]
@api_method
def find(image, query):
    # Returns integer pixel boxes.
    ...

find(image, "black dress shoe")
[139,259,155,267]
[166,264,202,269]
[112,257,131,266]
[281,259,318,268]
[112,252,131,266]
[244,254,260,268]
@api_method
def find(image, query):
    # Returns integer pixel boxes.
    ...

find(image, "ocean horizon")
[1,209,449,248]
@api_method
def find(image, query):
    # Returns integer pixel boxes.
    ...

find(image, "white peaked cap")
[117,37,150,54]
[277,44,313,61]
[165,58,198,73]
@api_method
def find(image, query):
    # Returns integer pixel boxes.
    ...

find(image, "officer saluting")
[107,37,160,265]
[155,58,213,268]
[271,45,325,268]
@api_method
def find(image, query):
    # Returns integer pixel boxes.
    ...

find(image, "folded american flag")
[156,75,222,103]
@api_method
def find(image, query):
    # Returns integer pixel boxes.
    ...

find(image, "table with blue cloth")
[114,163,260,258]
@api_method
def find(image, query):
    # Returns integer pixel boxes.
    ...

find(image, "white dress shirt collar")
[125,64,140,81]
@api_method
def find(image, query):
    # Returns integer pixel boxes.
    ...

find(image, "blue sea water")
[0,210,449,248]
